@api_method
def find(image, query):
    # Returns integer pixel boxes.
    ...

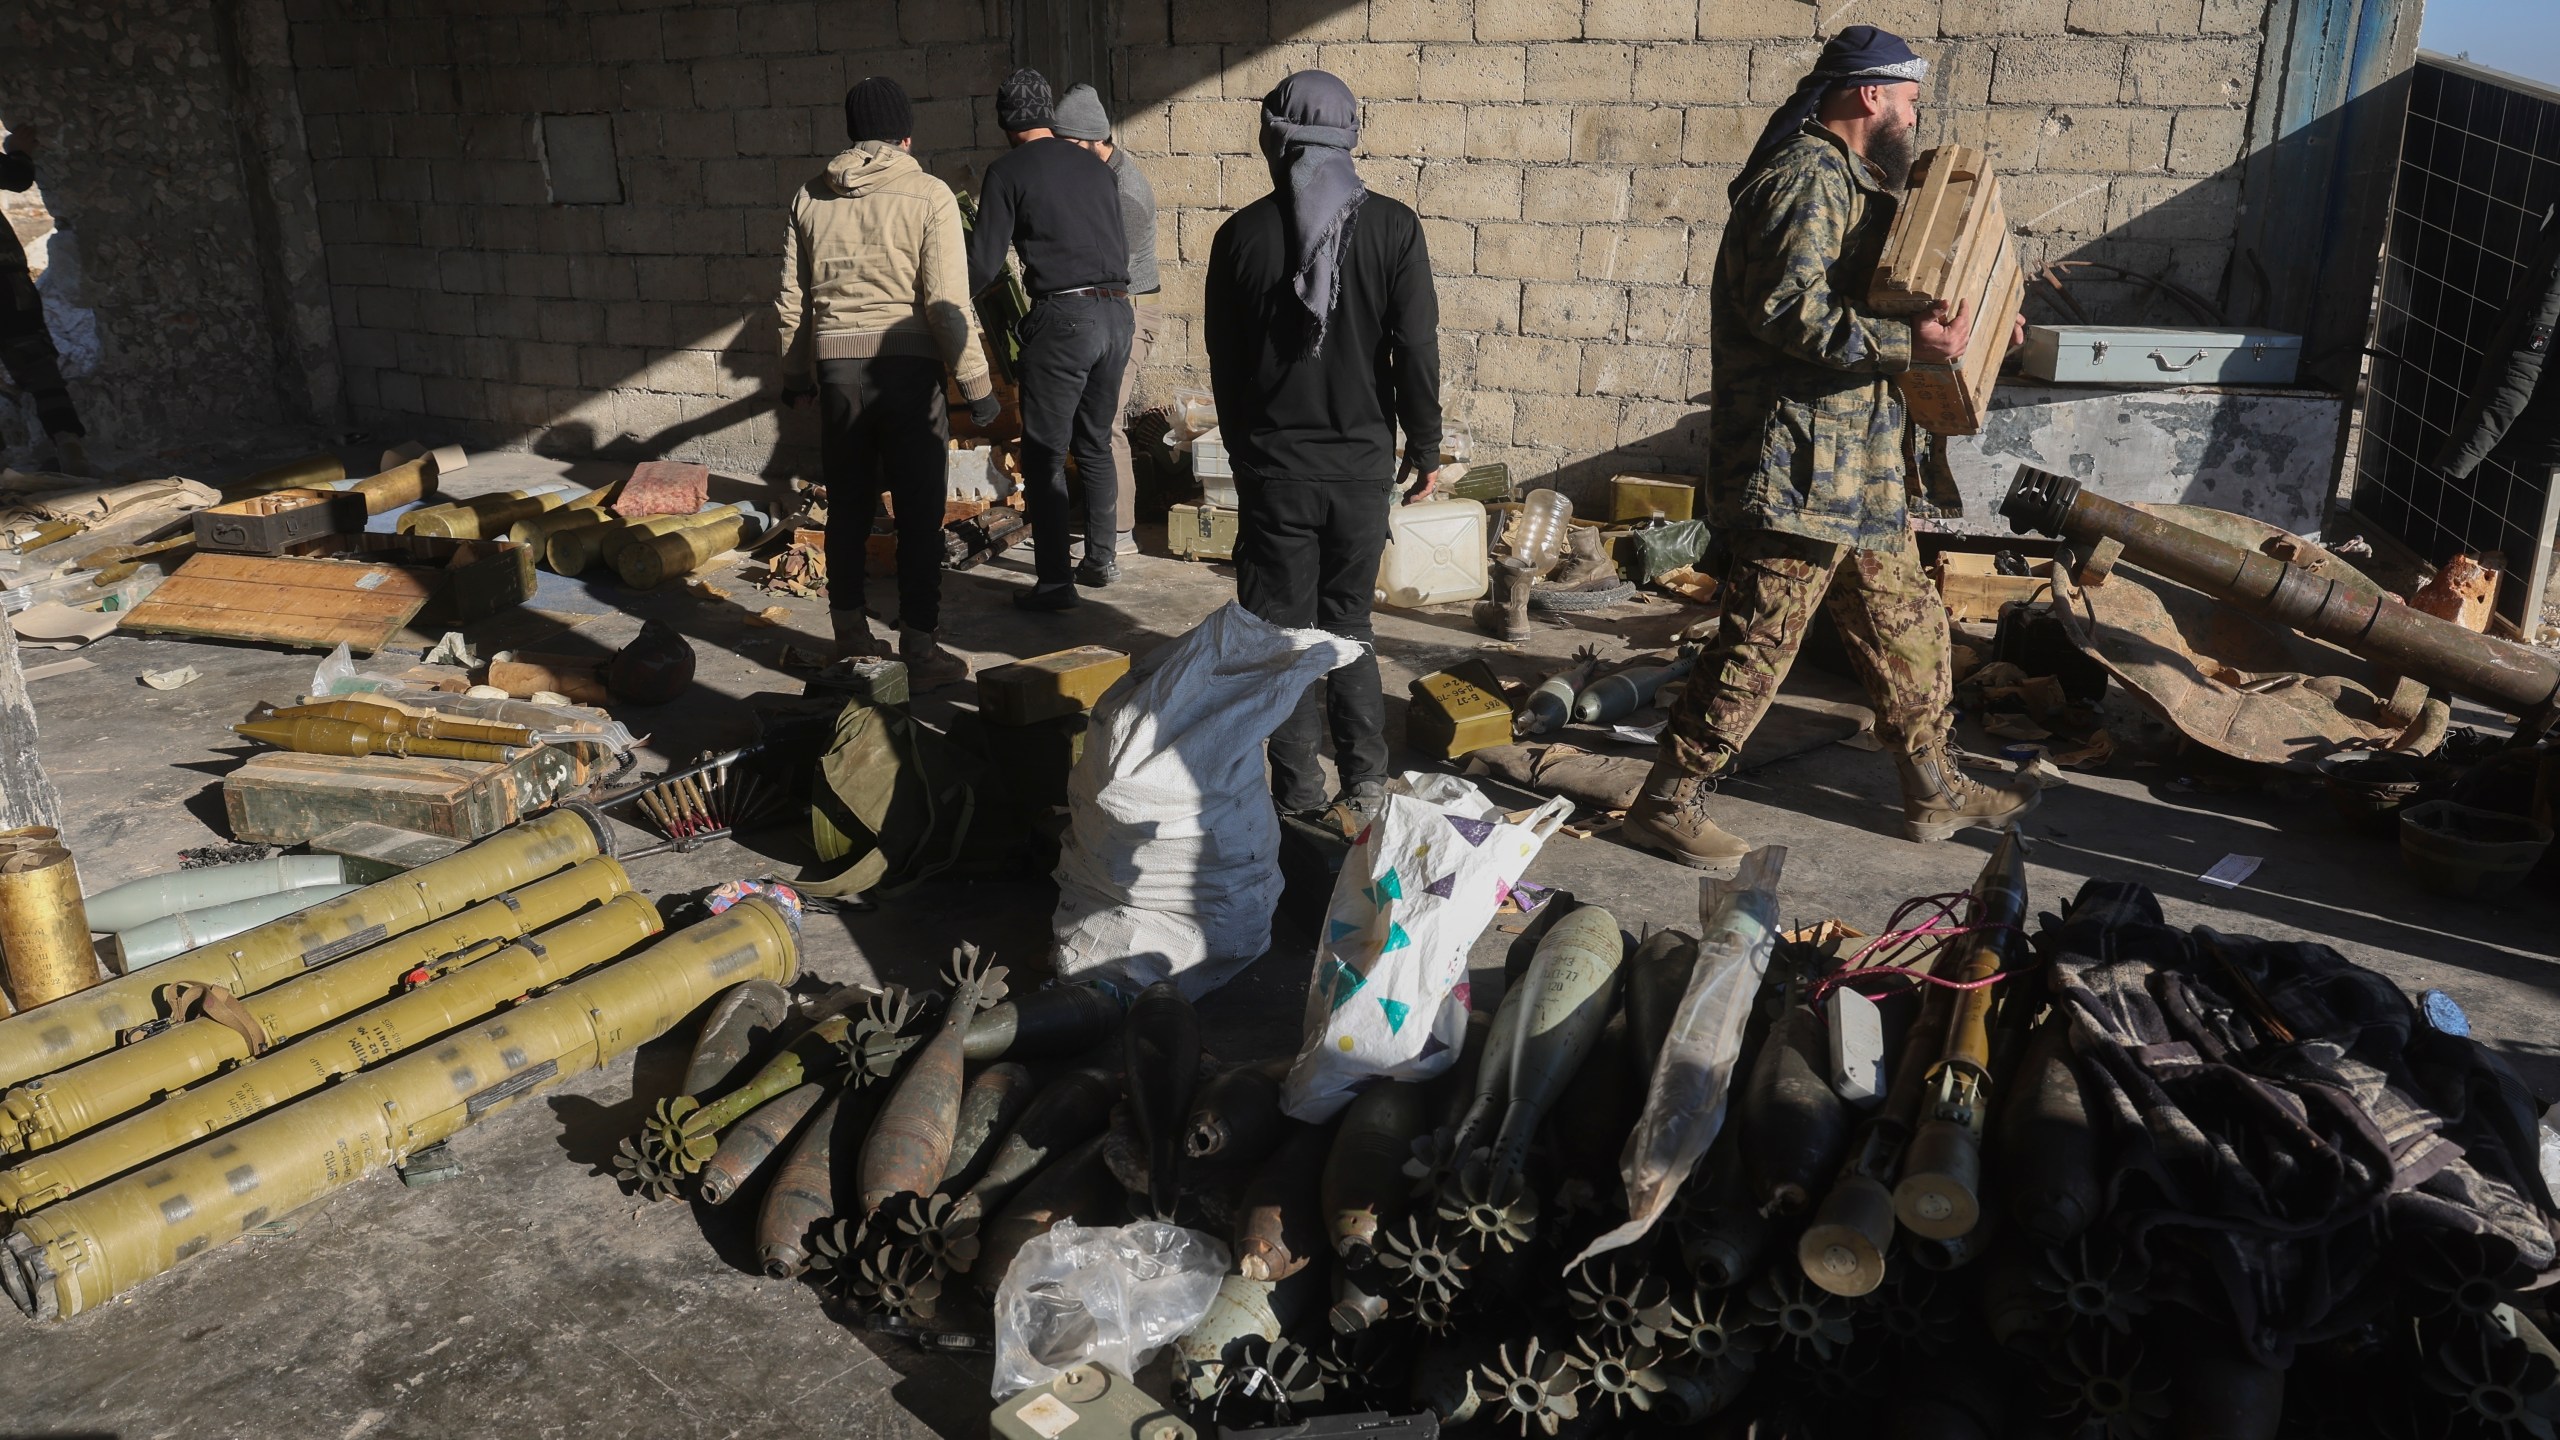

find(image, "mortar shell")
[1740,999,1850,1215]
[1620,929,1699,1082]
[1184,1060,1289,1164]
[0,859,631,1158]
[955,1068,1118,1224]
[974,1132,1125,1297]
[0,846,97,1011]
[1123,981,1200,1218]
[699,1080,828,1207]
[1486,902,1623,1192]
[681,978,793,1099]
[938,1063,1035,1195]
[0,888,662,1218]
[963,983,1122,1062]
[757,1090,845,1278]
[1322,1080,1429,1263]
[1,896,798,1320]
[1234,1119,1334,1282]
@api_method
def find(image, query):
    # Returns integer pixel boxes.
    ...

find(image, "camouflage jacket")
[1706,124,1915,551]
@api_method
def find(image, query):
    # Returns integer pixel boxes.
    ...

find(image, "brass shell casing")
[0,846,96,1011]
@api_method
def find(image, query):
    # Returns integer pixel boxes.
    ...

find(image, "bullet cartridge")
[0,896,800,1320]
[0,857,631,1158]
[0,807,606,1103]
[0,888,662,1216]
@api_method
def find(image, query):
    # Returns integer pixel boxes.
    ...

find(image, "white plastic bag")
[1280,773,1572,1122]
[1052,602,1361,999]
[991,1221,1230,1399]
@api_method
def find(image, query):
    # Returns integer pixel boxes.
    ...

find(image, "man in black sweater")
[1206,70,1456,831]
[968,68,1134,610]
[0,129,87,475]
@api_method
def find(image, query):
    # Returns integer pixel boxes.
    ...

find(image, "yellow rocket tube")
[0,887,664,1218]
[0,807,609,1091]
[0,857,634,1156]
[1,896,799,1320]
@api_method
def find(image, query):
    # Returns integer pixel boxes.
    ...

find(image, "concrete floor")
[3,450,2556,1439]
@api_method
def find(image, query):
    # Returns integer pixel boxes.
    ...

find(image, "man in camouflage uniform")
[1625,25,2036,870]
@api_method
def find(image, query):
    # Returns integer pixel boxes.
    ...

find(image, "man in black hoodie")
[1206,70,1456,832]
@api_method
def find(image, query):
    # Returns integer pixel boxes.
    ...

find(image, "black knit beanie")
[997,68,1054,132]
[844,76,913,144]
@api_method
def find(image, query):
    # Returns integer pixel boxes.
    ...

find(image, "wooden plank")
[1874,149,2028,437]
[121,553,433,655]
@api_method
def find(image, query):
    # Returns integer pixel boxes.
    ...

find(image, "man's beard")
[1871,118,1919,191]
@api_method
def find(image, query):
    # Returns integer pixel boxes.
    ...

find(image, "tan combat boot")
[831,608,893,662]
[1894,736,2040,842]
[900,626,969,690]
[1621,761,1753,870]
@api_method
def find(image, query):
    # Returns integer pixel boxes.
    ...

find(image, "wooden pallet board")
[120,552,434,655]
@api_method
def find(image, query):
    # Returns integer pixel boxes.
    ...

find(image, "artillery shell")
[682,979,793,1098]
[1621,928,1700,1082]
[963,983,1123,1062]
[1740,998,1850,1215]
[954,1068,1119,1224]
[1322,1080,1429,1263]
[974,1133,1126,1297]
[1123,981,1201,1218]
[857,948,1007,1213]
[699,1081,827,1207]
[1483,903,1624,1194]
[1544,1014,1638,1186]
[937,1062,1035,1196]
[1235,1120,1336,1282]
[756,1091,844,1278]
[1184,1059,1290,1164]
[1998,1014,2101,1247]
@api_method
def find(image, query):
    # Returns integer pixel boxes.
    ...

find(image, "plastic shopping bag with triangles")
[1278,773,1572,1121]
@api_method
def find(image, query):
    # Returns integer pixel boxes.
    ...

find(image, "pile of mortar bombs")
[615,834,2560,1440]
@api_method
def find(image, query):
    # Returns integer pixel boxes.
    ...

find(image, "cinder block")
[1369,0,1475,41]
[2001,171,2111,234]
[1438,275,1525,333]
[1476,335,1583,390]
[627,158,704,209]
[1464,104,1572,161]
[1632,164,1734,224]
[1147,153,1226,208]
[1223,153,1279,205]
[1682,105,1760,165]
[1315,41,1423,99]
[1698,0,1817,38]
[1747,41,1826,102]
[1619,399,1708,450]
[1524,164,1633,215]
[1525,41,1634,100]
[2167,106,2248,174]
[1172,0,1269,45]
[1941,0,2066,31]
[536,302,607,347]
[768,54,845,109]
[1991,38,2127,104]
[1579,224,1691,283]
[1177,208,1225,264]
[1476,222,1585,279]
[1571,104,1685,164]
[1632,40,1752,99]
[1223,40,1322,97]
[1623,285,1708,345]
[736,108,812,157]
[818,1,899,49]
[514,342,581,389]
[1588,0,1697,41]
[579,345,647,390]
[1842,0,1944,39]
[706,255,776,305]
[2120,39,2254,106]
[1580,343,1691,400]
[636,256,713,304]
[1512,392,1625,452]
[2064,0,2203,33]
[1476,0,1581,41]
[740,1,817,51]
[660,6,740,60]
[900,0,980,43]
[2031,107,2171,171]
[1421,216,1477,270]
[1419,161,1523,219]
[2105,173,2239,239]
[1270,0,1369,40]
[1420,43,1527,101]
[2197,0,2261,34]
[703,156,782,207]
[1522,281,1627,339]
[1126,43,1226,104]
[1170,98,1258,153]
[1450,387,1517,447]
[1355,157,1422,207]
[1367,101,1471,158]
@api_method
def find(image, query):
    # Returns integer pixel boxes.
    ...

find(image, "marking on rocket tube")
[158,1195,194,1226]
[174,1235,208,1261]
[466,1059,559,1115]
[225,1165,258,1196]
[449,1067,478,1093]
[304,925,389,968]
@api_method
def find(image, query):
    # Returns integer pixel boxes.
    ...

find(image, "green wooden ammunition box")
[978,646,1129,727]
[1407,656,1514,761]
[224,745,585,845]
[806,657,910,708]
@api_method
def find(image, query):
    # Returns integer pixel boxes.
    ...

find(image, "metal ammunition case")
[1,896,799,1319]
[0,857,629,1157]
[0,845,97,1010]
[0,887,661,1216]
[0,806,607,1090]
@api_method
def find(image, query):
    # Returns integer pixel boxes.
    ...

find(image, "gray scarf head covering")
[1259,70,1367,359]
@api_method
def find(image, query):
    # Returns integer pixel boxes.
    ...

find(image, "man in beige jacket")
[777,77,999,686]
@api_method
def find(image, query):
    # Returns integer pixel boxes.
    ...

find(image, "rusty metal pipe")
[2002,465,2560,725]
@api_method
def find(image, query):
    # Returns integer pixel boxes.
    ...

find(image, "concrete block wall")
[280,0,2274,499]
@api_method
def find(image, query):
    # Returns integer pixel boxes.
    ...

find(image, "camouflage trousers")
[1664,527,1952,778]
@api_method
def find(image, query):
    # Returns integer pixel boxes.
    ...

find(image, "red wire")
[1805,888,2035,1009]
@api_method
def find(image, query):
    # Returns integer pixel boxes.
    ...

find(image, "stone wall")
[0,0,333,465]
[281,0,2283,501]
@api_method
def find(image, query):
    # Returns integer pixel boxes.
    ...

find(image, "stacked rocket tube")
[0,806,609,1090]
[0,859,631,1156]
[0,886,663,1217]
[1,894,800,1320]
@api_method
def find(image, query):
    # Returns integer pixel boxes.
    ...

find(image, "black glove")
[968,392,1002,430]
